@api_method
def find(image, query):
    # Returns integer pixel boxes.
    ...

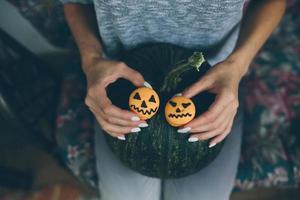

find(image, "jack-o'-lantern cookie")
[129,87,160,120]
[165,96,196,127]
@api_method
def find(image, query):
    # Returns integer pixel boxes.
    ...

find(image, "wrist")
[77,41,103,71]
[81,54,102,75]
[81,50,104,74]
[81,46,103,62]
[226,50,253,78]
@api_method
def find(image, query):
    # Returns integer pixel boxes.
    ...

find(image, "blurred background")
[0,0,299,199]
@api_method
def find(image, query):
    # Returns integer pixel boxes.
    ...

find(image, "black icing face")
[130,92,158,115]
[129,88,160,119]
[168,100,192,118]
[165,96,196,127]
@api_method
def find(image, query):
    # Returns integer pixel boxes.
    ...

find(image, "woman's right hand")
[83,56,149,140]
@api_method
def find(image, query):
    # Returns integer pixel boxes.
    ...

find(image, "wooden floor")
[0,144,299,200]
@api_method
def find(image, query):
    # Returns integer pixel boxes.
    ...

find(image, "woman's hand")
[178,58,245,147]
[176,0,286,148]
[83,56,150,140]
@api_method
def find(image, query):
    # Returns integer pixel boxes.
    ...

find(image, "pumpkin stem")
[160,52,205,92]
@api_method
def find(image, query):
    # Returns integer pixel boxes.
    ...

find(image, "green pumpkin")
[106,43,224,178]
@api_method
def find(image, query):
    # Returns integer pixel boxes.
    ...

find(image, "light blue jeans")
[94,110,242,200]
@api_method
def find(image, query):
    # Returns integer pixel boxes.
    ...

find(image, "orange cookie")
[129,87,160,120]
[165,96,196,127]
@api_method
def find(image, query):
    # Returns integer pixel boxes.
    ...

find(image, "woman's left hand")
[179,58,245,148]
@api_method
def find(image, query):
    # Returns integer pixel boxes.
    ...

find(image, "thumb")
[182,76,214,98]
[120,65,146,87]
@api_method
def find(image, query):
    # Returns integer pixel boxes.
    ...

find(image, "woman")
[60,0,286,199]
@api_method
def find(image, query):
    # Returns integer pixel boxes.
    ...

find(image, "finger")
[87,97,148,128]
[188,102,236,133]
[182,76,214,98]
[104,115,147,128]
[95,104,148,128]
[85,96,103,116]
[185,91,237,128]
[101,103,142,122]
[209,114,235,147]
[116,135,126,141]
[93,114,127,141]
[102,119,141,135]
[87,105,123,138]
[93,89,141,121]
[208,132,227,148]
[188,113,232,142]
[119,63,145,87]
[94,111,141,135]
[93,86,112,109]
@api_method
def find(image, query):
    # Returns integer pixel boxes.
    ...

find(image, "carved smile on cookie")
[168,112,193,118]
[165,96,196,127]
[130,104,158,115]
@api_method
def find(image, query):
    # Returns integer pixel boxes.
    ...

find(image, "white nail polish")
[209,143,217,148]
[177,127,191,133]
[138,123,148,128]
[131,127,141,133]
[174,93,182,97]
[143,81,153,89]
[117,135,126,140]
[131,116,140,121]
[188,137,199,142]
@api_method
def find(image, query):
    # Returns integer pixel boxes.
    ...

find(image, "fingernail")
[143,81,153,89]
[209,143,217,148]
[177,127,191,133]
[117,135,126,140]
[188,137,199,142]
[131,127,141,133]
[138,122,148,128]
[174,93,182,97]
[131,116,140,121]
